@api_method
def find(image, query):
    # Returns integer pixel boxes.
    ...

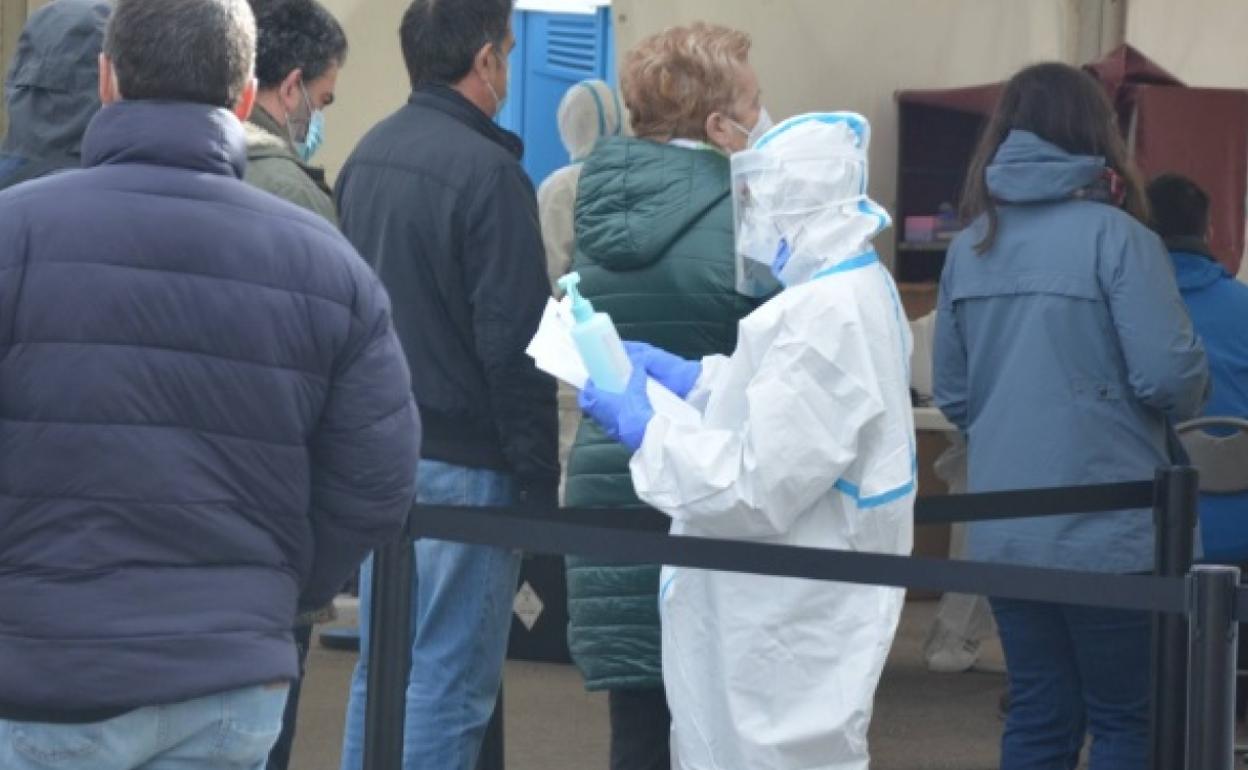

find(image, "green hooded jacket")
[243,105,337,226]
[565,136,760,690]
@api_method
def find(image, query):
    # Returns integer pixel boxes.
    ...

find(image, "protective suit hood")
[2,0,110,166]
[732,112,892,295]
[575,136,731,271]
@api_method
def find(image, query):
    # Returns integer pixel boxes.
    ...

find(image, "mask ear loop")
[609,86,624,136]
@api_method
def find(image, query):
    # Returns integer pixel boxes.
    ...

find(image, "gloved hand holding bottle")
[579,365,654,451]
[624,341,702,399]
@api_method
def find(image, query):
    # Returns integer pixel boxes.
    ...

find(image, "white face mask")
[728,107,774,150]
[484,50,509,117]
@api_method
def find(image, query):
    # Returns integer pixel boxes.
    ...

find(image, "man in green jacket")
[244,0,344,226]
[243,1,347,768]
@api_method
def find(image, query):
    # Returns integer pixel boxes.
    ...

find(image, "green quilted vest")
[564,136,760,690]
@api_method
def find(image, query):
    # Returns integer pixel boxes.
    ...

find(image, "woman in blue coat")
[934,63,1209,769]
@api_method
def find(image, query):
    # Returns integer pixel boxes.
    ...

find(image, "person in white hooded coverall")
[580,113,915,770]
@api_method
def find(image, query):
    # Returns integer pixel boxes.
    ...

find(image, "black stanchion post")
[1186,565,1239,770]
[1151,466,1199,770]
[475,687,504,770]
[363,536,414,770]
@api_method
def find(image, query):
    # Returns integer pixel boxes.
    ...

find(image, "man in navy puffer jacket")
[0,0,419,766]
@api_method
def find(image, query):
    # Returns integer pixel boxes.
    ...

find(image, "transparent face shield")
[732,145,879,296]
[732,150,785,298]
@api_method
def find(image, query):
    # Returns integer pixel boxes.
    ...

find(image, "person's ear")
[705,111,736,153]
[233,77,258,123]
[473,41,497,83]
[278,68,303,112]
[98,53,120,105]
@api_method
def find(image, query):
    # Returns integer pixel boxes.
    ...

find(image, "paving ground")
[290,599,1009,770]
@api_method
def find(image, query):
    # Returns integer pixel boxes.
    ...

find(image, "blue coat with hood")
[934,130,1209,573]
[1167,243,1248,561]
[0,101,420,719]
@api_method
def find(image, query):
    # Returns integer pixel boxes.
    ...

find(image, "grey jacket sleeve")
[1099,220,1210,422]
[302,271,420,610]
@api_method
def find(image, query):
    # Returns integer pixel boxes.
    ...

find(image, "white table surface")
[913,406,956,433]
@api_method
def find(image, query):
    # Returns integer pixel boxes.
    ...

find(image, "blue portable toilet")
[499,0,616,190]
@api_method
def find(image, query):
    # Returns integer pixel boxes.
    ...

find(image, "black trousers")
[608,687,671,770]
[266,624,314,770]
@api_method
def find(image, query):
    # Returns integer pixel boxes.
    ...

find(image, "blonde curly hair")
[621,22,752,142]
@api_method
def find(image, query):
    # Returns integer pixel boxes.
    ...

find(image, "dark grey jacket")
[336,84,558,505]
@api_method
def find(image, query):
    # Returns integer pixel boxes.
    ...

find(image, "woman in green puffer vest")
[564,22,768,770]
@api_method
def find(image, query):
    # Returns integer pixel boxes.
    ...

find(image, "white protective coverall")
[630,113,916,770]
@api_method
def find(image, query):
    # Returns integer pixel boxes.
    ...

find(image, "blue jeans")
[991,599,1150,770]
[0,684,288,770]
[340,460,520,770]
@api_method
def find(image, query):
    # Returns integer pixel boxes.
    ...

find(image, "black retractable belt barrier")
[913,479,1156,525]
[1152,467,1200,770]
[1186,566,1240,770]
[362,531,414,770]
[362,472,1200,770]
[410,504,1187,614]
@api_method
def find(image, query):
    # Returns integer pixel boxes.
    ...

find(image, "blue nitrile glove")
[624,341,702,399]
[579,364,654,451]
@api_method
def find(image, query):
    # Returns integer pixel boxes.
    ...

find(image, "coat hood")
[1169,247,1230,292]
[986,130,1107,205]
[2,0,110,164]
[575,137,730,271]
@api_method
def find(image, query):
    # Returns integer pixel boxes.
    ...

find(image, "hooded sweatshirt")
[1167,242,1248,561]
[0,0,109,190]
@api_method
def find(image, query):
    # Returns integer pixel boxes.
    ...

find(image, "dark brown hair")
[960,62,1150,253]
[105,0,255,108]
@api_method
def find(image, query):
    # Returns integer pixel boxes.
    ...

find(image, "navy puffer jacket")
[0,101,420,716]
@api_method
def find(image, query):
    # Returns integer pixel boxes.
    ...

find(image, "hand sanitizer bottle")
[558,272,633,393]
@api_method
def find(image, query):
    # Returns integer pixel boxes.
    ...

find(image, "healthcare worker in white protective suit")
[579,113,916,770]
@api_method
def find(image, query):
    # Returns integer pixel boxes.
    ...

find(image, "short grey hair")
[104,0,256,108]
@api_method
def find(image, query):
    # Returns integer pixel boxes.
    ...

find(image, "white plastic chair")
[1176,416,1248,759]
[1176,417,1248,495]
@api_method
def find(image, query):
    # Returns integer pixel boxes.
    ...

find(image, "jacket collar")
[247,105,294,152]
[1164,235,1217,262]
[244,105,331,194]
[409,83,524,160]
[1168,244,1230,292]
[82,101,247,179]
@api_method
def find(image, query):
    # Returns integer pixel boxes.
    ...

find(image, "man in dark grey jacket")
[0,0,110,189]
[335,1,557,768]
[0,1,419,768]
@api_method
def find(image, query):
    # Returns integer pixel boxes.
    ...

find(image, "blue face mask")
[287,81,325,163]
[299,108,325,162]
